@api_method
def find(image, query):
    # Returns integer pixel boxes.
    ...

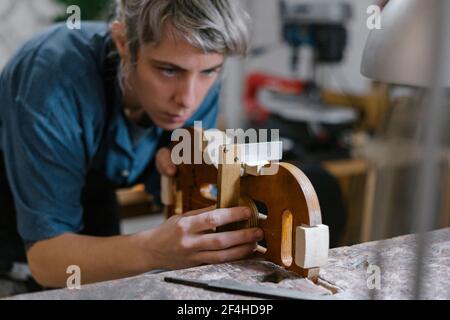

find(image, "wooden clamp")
[162,128,329,280]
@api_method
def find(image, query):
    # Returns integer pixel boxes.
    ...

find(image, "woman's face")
[123,26,224,131]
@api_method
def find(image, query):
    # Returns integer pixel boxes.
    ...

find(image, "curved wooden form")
[166,128,324,280]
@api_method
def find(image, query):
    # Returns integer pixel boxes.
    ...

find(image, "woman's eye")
[202,69,218,77]
[159,68,177,77]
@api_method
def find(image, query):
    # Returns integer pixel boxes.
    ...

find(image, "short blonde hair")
[115,0,250,64]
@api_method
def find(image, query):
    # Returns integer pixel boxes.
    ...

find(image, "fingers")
[194,242,258,265]
[186,207,252,233]
[182,205,216,217]
[191,228,264,251]
[156,148,176,176]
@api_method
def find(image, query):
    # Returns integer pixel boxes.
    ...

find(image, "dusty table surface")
[6,228,450,300]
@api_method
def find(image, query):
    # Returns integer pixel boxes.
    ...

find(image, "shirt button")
[121,170,130,178]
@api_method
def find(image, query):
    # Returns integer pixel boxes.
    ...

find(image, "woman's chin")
[156,119,187,131]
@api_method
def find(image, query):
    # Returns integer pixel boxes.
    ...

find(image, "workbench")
[6,228,450,300]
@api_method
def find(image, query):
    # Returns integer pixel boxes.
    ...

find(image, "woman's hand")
[155,147,176,177]
[142,206,264,270]
[151,148,263,270]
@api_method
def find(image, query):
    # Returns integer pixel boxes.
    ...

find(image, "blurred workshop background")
[1,0,448,247]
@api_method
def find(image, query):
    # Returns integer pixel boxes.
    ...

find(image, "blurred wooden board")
[116,184,157,218]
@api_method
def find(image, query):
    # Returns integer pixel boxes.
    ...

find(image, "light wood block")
[295,224,329,269]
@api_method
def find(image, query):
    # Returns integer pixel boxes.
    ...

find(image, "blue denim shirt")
[0,23,219,243]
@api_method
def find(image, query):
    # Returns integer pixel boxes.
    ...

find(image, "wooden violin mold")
[162,128,329,280]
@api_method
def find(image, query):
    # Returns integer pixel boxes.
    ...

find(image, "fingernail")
[255,229,264,239]
[243,208,251,217]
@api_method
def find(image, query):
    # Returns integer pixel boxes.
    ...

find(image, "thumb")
[157,148,177,176]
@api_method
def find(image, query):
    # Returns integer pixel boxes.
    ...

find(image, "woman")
[0,0,263,293]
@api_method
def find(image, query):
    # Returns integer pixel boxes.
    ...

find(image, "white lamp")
[361,0,450,87]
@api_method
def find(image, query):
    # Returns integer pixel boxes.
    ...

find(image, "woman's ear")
[111,21,129,60]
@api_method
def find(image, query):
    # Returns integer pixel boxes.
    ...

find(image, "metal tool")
[164,276,337,300]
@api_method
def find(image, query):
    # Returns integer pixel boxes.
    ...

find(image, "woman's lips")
[165,112,189,123]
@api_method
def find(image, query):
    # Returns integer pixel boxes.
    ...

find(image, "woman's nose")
[174,78,197,109]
